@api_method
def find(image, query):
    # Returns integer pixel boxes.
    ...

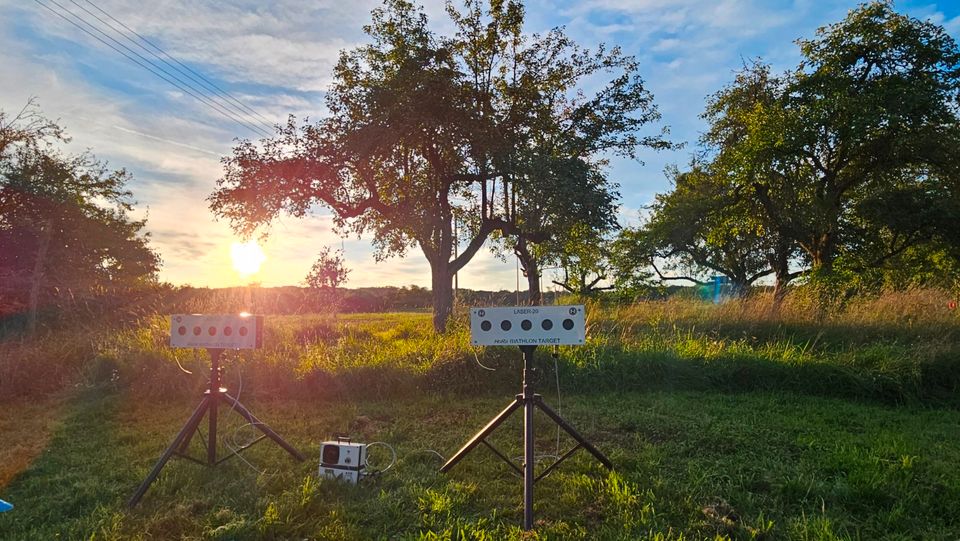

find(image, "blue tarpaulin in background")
[712,276,727,304]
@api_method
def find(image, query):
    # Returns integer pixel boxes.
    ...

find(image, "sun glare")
[231,240,266,276]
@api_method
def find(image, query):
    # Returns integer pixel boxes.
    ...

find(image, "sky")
[2,0,959,290]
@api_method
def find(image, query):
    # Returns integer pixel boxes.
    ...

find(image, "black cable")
[78,0,277,133]
[33,0,272,138]
[67,0,274,134]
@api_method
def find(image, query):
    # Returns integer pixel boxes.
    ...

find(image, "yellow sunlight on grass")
[231,240,266,276]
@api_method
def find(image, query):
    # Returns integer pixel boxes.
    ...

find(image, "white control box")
[169,314,263,349]
[470,305,586,346]
[319,438,366,484]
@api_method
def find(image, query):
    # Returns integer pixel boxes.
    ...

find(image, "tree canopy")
[704,2,960,277]
[0,100,159,329]
[620,1,960,303]
[210,0,668,331]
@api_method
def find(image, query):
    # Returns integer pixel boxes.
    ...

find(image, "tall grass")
[1,288,958,405]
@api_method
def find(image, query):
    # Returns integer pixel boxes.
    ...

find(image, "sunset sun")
[231,240,266,275]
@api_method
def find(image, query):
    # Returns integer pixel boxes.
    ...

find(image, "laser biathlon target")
[470,305,586,346]
[169,314,263,349]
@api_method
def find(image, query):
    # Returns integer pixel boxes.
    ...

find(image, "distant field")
[2,291,960,539]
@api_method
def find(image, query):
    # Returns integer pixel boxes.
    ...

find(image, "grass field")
[2,291,960,539]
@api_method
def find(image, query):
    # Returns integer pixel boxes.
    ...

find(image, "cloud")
[4,0,959,292]
[151,230,219,259]
[11,1,371,92]
[112,126,221,156]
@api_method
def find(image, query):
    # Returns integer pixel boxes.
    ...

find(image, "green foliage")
[304,246,352,312]
[0,100,159,316]
[622,162,784,292]
[210,0,667,330]
[305,247,350,291]
[698,1,960,292]
[547,223,616,297]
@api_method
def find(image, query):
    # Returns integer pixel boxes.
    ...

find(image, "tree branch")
[651,260,709,286]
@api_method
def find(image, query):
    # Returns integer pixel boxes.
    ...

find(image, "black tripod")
[440,345,612,530]
[128,349,305,507]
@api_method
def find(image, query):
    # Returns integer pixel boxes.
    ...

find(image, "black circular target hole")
[562,318,574,330]
[177,326,187,335]
[192,326,201,336]
[224,326,233,336]
[521,319,532,331]
[541,319,553,331]
[480,320,492,331]
[239,327,248,336]
[500,320,512,331]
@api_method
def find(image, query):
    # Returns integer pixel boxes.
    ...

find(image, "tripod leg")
[222,393,305,461]
[208,391,218,464]
[128,397,210,507]
[523,394,534,530]
[534,397,613,470]
[176,421,198,454]
[440,398,522,473]
[176,394,209,454]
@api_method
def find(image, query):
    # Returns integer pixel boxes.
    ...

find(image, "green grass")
[2,292,960,539]
[2,388,960,539]
[82,295,960,406]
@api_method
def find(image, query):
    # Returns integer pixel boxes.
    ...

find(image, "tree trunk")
[27,218,53,335]
[772,271,790,310]
[525,261,541,305]
[514,239,541,305]
[769,242,792,311]
[812,252,833,275]
[729,275,749,297]
[430,260,454,333]
[809,230,837,275]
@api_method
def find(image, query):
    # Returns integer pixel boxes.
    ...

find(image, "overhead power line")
[79,0,274,130]
[33,0,274,138]
[66,0,275,134]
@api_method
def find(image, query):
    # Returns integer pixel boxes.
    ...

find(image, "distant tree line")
[106,284,565,316]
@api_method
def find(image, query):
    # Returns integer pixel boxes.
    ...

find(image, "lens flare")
[231,240,266,275]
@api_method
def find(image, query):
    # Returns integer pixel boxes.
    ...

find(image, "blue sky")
[2,0,958,290]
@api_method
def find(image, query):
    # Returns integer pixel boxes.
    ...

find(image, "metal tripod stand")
[128,349,305,507]
[440,345,612,530]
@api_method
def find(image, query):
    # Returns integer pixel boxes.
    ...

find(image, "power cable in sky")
[76,0,277,134]
[33,0,274,138]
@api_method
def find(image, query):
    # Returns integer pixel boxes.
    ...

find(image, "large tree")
[642,163,777,292]
[704,2,960,281]
[210,0,666,331]
[495,154,622,304]
[0,101,159,330]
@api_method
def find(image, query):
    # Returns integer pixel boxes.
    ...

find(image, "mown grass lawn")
[2,385,960,540]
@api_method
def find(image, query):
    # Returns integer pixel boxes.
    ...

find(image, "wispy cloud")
[112,125,221,156]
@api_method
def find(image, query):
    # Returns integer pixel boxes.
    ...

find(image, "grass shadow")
[0,389,135,540]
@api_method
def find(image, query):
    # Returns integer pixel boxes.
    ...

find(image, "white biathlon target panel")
[470,305,585,346]
[169,314,263,349]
